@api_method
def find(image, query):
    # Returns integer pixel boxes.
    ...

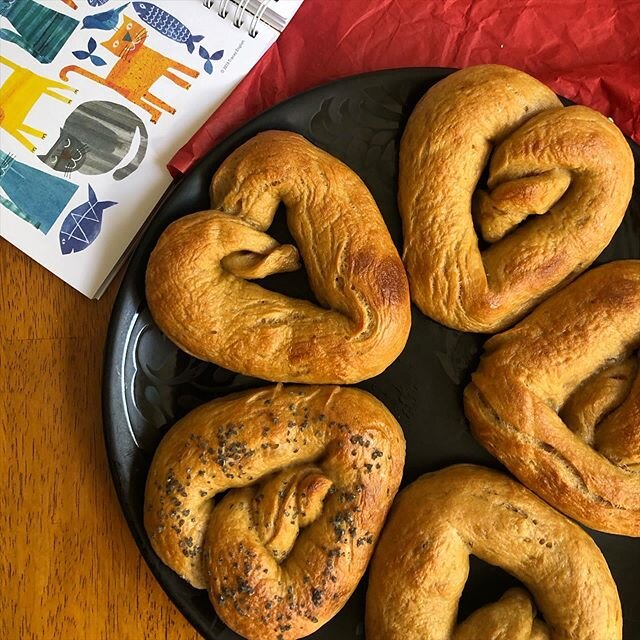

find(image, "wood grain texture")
[0,238,199,640]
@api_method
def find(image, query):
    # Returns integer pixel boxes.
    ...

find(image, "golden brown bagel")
[465,261,640,535]
[365,465,622,640]
[144,385,405,640]
[399,64,634,332]
[146,131,411,384]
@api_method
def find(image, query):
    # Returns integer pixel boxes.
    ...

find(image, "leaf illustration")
[211,49,224,60]
[88,37,97,53]
[73,50,91,60]
[199,45,209,59]
[91,54,107,66]
[204,60,213,75]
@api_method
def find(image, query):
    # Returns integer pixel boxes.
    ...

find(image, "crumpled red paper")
[169,0,640,176]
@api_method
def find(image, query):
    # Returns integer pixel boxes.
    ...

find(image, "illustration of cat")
[60,16,200,123]
[0,0,79,64]
[0,56,78,152]
[39,100,148,181]
[0,150,78,233]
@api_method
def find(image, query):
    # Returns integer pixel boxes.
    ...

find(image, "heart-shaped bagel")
[399,64,634,332]
[146,131,411,384]
[465,261,640,535]
[366,465,621,640]
[144,384,405,640]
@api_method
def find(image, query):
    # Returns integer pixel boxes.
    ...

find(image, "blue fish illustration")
[88,0,110,6]
[82,3,127,30]
[59,184,117,254]
[132,2,203,53]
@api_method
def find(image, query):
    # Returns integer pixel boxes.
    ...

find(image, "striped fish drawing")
[132,2,204,53]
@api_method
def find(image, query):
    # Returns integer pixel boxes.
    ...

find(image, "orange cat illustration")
[0,56,77,152]
[59,16,199,123]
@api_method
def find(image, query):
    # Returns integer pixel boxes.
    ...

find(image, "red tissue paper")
[169,0,640,176]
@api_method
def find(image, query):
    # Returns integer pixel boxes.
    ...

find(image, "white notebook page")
[0,0,302,297]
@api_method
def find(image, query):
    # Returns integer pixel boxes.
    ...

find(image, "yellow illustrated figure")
[0,56,77,152]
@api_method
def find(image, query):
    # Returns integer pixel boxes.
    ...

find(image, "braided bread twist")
[465,261,640,535]
[399,64,634,332]
[366,465,621,640]
[144,385,405,640]
[146,131,411,384]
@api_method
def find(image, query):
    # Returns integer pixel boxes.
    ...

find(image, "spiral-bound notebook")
[0,0,303,298]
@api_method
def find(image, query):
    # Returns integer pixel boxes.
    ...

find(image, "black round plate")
[103,68,640,640]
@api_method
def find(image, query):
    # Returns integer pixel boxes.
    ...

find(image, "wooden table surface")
[2,238,199,639]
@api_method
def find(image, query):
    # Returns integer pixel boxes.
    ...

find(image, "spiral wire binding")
[202,0,277,37]
[249,0,274,36]
[233,0,251,27]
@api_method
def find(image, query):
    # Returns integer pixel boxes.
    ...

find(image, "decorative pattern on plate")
[123,305,256,451]
[308,84,412,194]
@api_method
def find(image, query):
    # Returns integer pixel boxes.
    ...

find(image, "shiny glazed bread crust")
[144,385,405,640]
[145,131,411,384]
[365,465,622,640]
[399,64,634,332]
[465,261,640,535]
